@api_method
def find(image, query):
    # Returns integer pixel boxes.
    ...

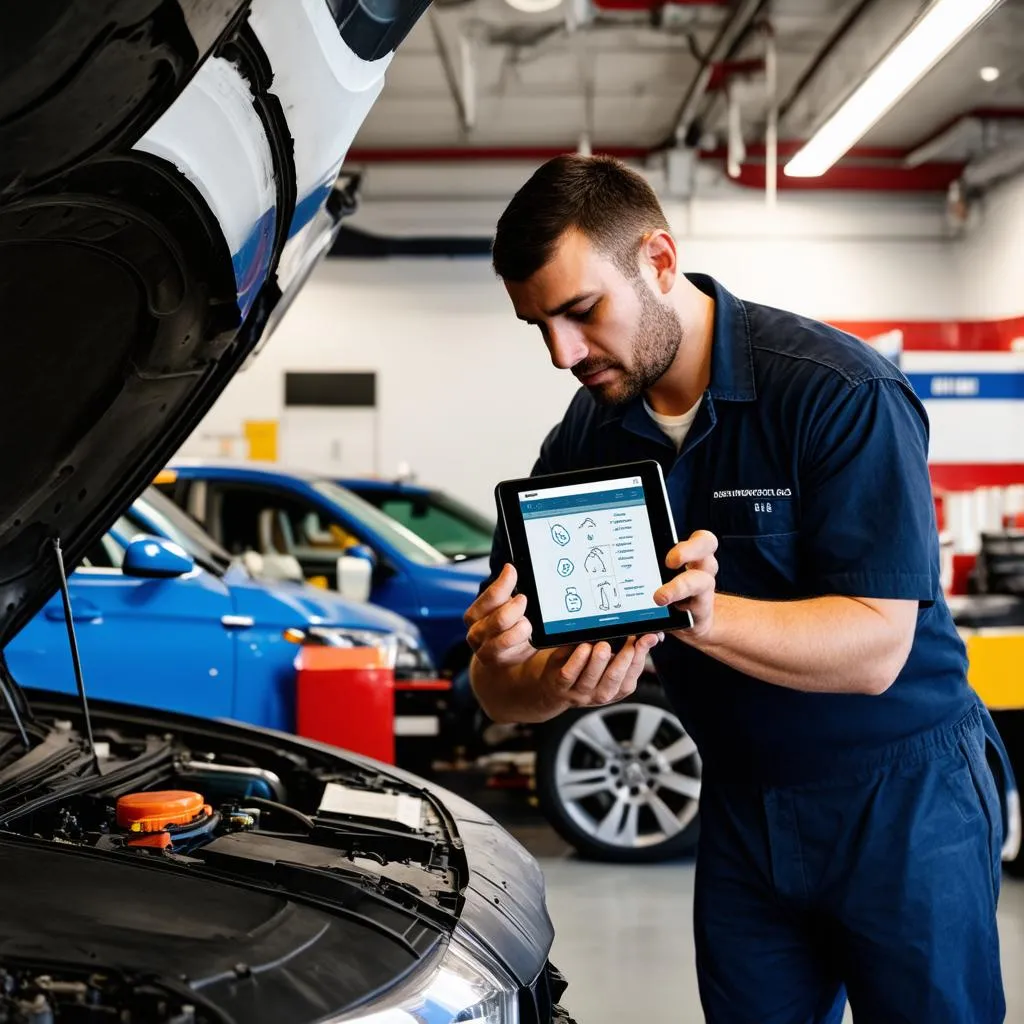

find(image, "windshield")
[373,489,495,560]
[126,487,233,574]
[310,481,449,567]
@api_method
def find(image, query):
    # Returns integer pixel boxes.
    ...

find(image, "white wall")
[958,172,1024,319]
[191,258,579,514]
[185,188,965,511]
[182,171,1000,513]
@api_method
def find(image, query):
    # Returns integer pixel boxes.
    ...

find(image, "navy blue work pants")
[694,707,1005,1023]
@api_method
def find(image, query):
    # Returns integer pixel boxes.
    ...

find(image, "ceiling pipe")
[671,0,768,146]
[427,9,474,134]
[763,19,777,208]
[963,141,1024,189]
[904,117,985,168]
[776,0,879,125]
[904,107,1024,166]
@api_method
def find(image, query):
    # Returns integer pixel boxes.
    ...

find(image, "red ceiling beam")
[347,142,904,163]
[346,145,653,163]
[706,58,765,92]
[701,141,906,160]
[728,161,963,192]
[346,139,971,191]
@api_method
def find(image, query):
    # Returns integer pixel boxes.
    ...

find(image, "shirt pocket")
[708,499,800,598]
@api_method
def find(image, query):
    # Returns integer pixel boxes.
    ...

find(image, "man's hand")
[464,563,536,668]
[653,530,719,642]
[542,634,662,708]
[465,563,662,720]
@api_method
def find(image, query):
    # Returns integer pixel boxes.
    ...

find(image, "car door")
[5,526,238,719]
[190,478,424,622]
[191,479,351,581]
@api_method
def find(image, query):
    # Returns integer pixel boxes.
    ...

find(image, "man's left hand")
[653,530,719,642]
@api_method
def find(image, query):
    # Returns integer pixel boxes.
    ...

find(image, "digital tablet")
[495,460,694,649]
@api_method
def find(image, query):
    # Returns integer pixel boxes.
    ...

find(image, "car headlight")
[292,627,437,678]
[336,929,519,1023]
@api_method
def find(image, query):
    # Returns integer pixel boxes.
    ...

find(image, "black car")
[0,2,573,1021]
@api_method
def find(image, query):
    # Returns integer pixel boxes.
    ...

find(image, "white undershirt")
[644,397,701,452]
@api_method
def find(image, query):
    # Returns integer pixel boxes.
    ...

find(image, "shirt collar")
[598,272,756,431]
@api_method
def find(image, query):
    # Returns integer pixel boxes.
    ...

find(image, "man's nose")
[548,327,587,370]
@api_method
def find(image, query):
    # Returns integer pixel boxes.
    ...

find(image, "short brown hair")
[492,154,671,282]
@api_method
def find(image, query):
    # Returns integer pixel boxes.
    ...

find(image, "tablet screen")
[518,473,671,636]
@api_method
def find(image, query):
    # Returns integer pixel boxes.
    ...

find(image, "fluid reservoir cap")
[116,790,205,832]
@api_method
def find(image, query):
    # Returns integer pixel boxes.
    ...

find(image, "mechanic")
[464,154,1005,1023]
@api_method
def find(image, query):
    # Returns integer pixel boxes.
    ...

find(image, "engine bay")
[0,709,465,1023]
[0,722,461,909]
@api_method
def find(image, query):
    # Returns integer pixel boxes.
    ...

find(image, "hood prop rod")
[52,538,100,773]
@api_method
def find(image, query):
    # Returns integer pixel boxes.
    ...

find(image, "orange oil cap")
[116,790,205,832]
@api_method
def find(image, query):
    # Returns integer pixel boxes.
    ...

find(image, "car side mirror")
[123,537,194,579]
[337,552,373,603]
[345,543,378,569]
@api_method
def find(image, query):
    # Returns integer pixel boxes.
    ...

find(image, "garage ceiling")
[350,0,1024,191]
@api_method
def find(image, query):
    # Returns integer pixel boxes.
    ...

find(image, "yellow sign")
[964,632,1024,710]
[244,420,278,462]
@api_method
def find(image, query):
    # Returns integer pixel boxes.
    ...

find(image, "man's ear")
[641,230,678,294]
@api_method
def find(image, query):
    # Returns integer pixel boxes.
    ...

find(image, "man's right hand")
[464,563,536,669]
[465,563,663,718]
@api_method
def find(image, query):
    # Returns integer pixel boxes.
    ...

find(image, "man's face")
[505,229,682,406]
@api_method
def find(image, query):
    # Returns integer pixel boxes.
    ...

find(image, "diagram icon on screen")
[564,587,583,613]
[596,580,621,611]
[556,558,575,578]
[585,548,608,575]
[551,523,571,547]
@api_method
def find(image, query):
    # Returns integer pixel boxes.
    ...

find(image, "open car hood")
[0,0,428,649]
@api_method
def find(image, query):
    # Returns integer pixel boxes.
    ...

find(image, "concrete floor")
[455,780,1024,1023]
[541,858,1024,1023]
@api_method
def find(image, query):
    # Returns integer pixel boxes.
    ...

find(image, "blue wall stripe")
[905,373,1024,400]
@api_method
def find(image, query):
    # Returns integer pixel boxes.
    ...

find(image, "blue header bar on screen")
[520,486,645,520]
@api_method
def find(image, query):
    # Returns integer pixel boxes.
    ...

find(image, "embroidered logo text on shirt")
[713,488,793,499]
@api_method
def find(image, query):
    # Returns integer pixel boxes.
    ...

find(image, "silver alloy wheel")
[553,702,702,849]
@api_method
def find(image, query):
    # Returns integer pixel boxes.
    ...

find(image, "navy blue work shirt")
[485,273,973,786]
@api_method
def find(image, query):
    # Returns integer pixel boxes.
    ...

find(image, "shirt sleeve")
[798,376,938,603]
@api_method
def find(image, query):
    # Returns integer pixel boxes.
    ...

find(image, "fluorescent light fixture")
[786,0,1005,177]
[980,65,1001,82]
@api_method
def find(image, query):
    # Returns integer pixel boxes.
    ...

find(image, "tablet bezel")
[495,459,694,650]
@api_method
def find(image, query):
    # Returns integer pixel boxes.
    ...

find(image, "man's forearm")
[680,593,916,695]
[469,649,571,724]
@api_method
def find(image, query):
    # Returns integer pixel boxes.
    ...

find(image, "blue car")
[6,487,439,738]
[157,461,490,679]
[339,477,497,563]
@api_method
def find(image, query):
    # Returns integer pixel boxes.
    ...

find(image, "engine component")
[0,963,212,1023]
[115,790,217,852]
[175,760,285,803]
[116,790,208,832]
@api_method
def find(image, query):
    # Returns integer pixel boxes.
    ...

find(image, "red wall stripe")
[830,317,1024,353]
[930,464,1024,491]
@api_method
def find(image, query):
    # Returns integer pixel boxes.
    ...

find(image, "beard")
[577,283,683,406]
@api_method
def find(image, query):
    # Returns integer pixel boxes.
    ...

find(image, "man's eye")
[569,305,597,322]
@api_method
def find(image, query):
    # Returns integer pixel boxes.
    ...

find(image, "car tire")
[535,680,701,863]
